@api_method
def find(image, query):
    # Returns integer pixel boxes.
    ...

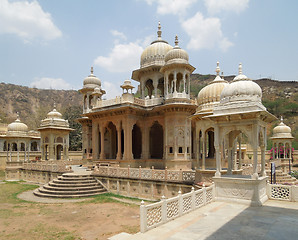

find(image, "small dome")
[164,35,189,65]
[197,62,228,112]
[220,63,262,103]
[7,115,28,133]
[47,105,62,119]
[83,67,101,89]
[140,22,173,68]
[272,117,293,139]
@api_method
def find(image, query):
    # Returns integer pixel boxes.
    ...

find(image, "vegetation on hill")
[0,76,297,150]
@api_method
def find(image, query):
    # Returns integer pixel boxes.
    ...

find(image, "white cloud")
[110,30,127,40]
[102,81,122,99]
[0,0,62,41]
[204,0,249,15]
[30,77,71,90]
[181,12,233,51]
[94,42,144,73]
[145,0,197,16]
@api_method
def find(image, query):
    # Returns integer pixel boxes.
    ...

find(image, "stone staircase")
[33,173,107,198]
[266,169,298,185]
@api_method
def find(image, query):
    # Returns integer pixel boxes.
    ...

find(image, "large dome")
[164,35,189,65]
[197,62,228,112]
[7,115,28,134]
[83,67,101,89]
[271,117,293,139]
[220,63,262,103]
[140,22,173,68]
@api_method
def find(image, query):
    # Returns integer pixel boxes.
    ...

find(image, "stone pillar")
[183,72,186,93]
[100,125,105,160]
[165,75,168,98]
[17,142,20,162]
[123,119,133,160]
[252,125,259,179]
[202,135,206,170]
[238,137,242,169]
[92,123,99,160]
[153,77,158,98]
[173,72,177,93]
[233,140,237,170]
[261,146,266,177]
[214,126,221,177]
[227,147,232,175]
[141,124,149,159]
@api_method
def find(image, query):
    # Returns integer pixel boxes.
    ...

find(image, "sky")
[0,0,298,98]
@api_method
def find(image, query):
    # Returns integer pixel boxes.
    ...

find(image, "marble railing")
[93,95,165,109]
[22,160,84,172]
[93,166,195,183]
[267,183,298,202]
[140,185,214,232]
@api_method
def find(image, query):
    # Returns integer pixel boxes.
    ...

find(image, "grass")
[0,181,39,204]
[0,169,5,180]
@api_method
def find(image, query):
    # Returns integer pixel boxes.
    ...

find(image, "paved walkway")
[110,200,298,240]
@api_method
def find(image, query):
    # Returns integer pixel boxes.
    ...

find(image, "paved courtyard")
[111,200,298,240]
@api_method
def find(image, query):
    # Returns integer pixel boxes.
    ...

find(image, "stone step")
[53,179,97,184]
[33,189,106,199]
[48,181,99,188]
[43,184,104,192]
[58,176,94,181]
[33,173,107,198]
[38,187,105,195]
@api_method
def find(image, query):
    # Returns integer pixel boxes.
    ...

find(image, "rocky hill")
[0,76,297,149]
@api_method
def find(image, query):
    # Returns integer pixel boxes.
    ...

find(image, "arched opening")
[176,72,183,92]
[105,122,117,159]
[3,141,7,151]
[157,78,164,97]
[206,129,215,159]
[84,95,87,110]
[149,121,163,159]
[89,95,93,109]
[145,79,154,99]
[168,73,174,93]
[31,141,38,151]
[45,145,48,160]
[132,124,142,159]
[12,142,17,151]
[20,143,25,151]
[185,74,189,94]
[56,144,63,160]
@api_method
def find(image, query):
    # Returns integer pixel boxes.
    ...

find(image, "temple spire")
[216,61,220,76]
[157,21,162,39]
[238,63,243,75]
[175,35,179,46]
[91,66,94,75]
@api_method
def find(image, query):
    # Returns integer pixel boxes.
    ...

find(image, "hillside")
[0,76,297,149]
[0,83,82,129]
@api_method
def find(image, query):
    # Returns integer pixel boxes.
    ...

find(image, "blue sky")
[0,0,298,98]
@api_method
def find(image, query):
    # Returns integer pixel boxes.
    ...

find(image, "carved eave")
[204,110,277,123]
[37,126,74,132]
[76,117,92,125]
[160,63,195,73]
[132,66,162,81]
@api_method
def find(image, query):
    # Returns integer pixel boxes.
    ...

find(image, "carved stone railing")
[267,183,298,202]
[140,185,214,232]
[22,162,72,173]
[93,166,195,183]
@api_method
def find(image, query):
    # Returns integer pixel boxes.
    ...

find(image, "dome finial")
[16,112,19,120]
[216,61,220,76]
[281,116,283,123]
[238,63,243,75]
[91,66,94,75]
[175,35,179,46]
[53,102,56,110]
[157,21,162,39]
